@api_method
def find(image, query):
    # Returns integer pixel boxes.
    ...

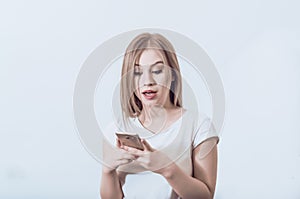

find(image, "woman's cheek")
[155,76,168,87]
[160,78,172,89]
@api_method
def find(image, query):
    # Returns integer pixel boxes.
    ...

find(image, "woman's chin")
[142,101,158,107]
[141,100,161,107]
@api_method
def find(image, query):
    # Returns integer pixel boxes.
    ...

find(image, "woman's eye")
[152,70,162,74]
[134,71,143,76]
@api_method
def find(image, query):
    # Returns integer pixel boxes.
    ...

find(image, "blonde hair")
[120,33,182,118]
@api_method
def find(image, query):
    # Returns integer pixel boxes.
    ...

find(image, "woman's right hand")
[102,138,137,174]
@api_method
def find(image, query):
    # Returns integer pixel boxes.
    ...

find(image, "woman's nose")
[141,71,156,86]
[144,82,156,86]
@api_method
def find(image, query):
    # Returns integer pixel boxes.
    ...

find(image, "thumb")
[142,139,154,152]
[116,138,122,148]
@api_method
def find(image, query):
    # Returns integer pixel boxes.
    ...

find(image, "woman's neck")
[138,105,182,133]
[140,105,167,123]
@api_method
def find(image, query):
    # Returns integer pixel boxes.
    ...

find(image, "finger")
[141,139,154,152]
[119,153,138,160]
[116,138,122,149]
[123,145,144,156]
[117,159,133,166]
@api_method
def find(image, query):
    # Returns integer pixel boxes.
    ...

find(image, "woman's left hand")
[122,139,172,174]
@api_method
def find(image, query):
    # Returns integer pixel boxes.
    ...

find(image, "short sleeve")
[192,114,219,149]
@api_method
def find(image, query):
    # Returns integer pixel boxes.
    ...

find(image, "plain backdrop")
[1,0,299,198]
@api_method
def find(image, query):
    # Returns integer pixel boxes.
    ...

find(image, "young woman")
[100,33,219,199]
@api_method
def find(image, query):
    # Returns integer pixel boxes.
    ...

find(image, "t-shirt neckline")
[135,109,187,135]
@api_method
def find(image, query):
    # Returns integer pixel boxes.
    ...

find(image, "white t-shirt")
[102,109,219,199]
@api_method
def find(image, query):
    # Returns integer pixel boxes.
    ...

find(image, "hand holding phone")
[115,132,144,151]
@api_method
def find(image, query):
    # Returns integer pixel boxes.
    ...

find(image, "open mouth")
[142,90,157,100]
[142,90,157,94]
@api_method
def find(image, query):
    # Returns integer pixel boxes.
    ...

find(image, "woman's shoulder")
[185,110,219,147]
[182,109,211,125]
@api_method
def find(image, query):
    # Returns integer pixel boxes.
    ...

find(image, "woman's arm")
[161,138,218,199]
[100,169,124,199]
[122,138,218,199]
[100,138,134,199]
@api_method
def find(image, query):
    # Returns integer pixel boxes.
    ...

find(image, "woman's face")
[133,49,174,108]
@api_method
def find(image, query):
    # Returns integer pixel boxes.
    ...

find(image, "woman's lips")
[142,90,157,100]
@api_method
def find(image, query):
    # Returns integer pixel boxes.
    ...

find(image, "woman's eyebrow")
[134,61,164,67]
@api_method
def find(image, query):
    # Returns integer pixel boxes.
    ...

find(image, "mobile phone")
[115,132,144,150]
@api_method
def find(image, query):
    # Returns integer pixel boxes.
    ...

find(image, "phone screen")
[115,132,144,150]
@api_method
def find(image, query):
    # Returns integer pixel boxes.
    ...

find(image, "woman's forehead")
[136,49,165,66]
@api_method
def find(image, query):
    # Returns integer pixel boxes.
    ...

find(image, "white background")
[1,0,299,198]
